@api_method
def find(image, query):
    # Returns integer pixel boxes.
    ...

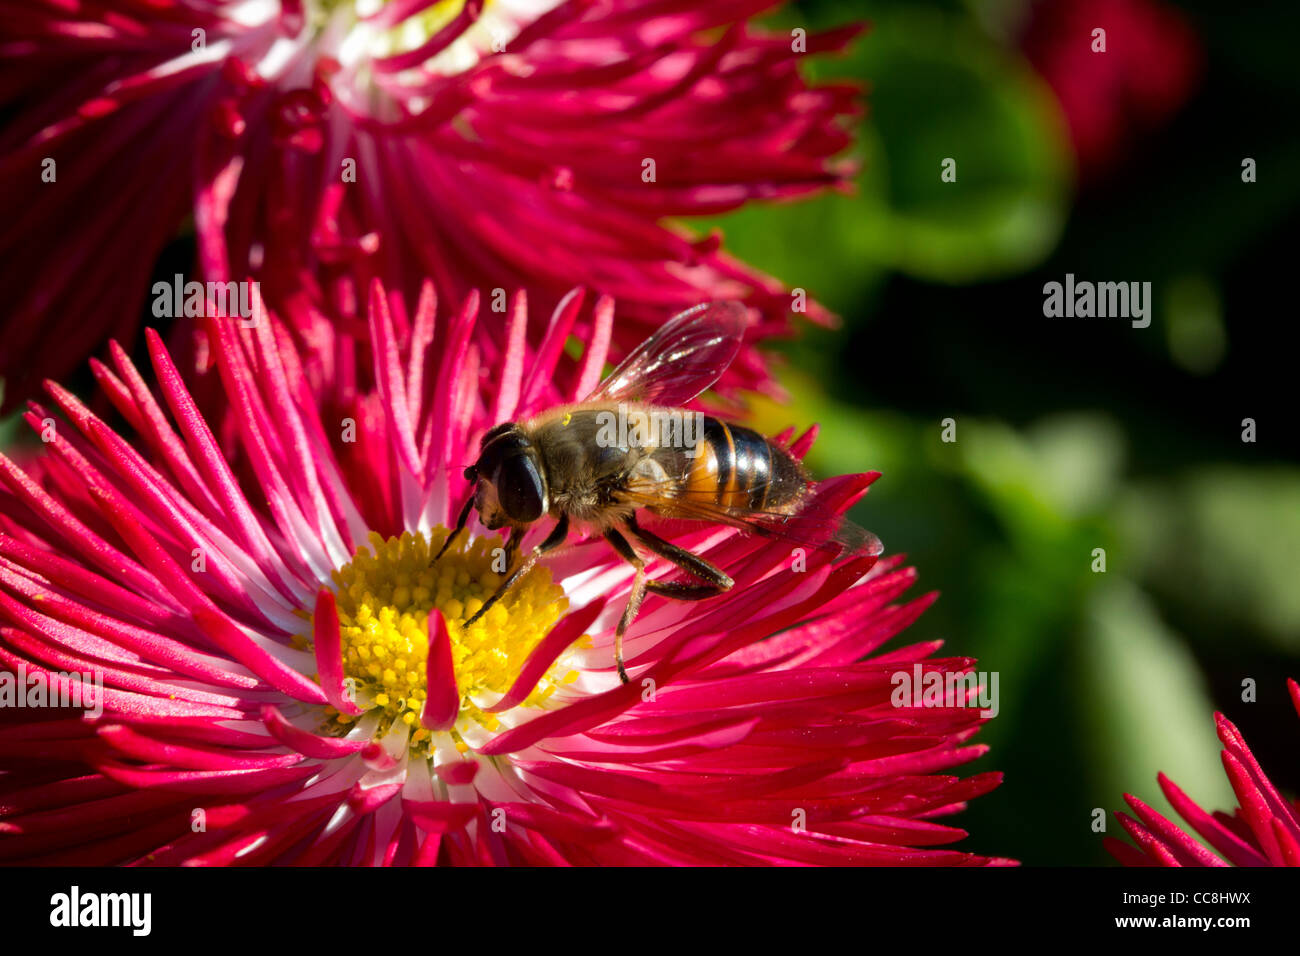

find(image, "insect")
[434,301,883,683]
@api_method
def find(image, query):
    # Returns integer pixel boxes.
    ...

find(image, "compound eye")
[496,456,546,523]
[463,465,477,482]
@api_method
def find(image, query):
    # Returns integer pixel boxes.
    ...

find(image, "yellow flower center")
[317,0,556,78]
[309,529,575,754]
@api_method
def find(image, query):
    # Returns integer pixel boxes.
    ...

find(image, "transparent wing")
[587,301,748,407]
[619,484,883,560]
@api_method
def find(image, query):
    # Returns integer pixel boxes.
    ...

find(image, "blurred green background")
[707,0,1300,864]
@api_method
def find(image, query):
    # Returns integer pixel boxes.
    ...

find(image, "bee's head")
[466,423,548,529]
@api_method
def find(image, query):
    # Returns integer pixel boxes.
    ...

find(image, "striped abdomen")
[678,418,806,513]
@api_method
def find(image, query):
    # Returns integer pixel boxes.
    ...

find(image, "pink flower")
[1106,680,1300,867]
[0,0,862,409]
[0,284,1005,865]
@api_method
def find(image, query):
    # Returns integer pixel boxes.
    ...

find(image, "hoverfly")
[434,301,883,683]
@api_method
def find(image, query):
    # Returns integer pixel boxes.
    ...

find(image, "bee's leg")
[603,527,648,685]
[503,527,523,569]
[431,495,476,567]
[643,579,730,600]
[625,514,734,596]
[464,515,569,628]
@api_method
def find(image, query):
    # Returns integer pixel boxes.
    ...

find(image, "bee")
[434,301,883,683]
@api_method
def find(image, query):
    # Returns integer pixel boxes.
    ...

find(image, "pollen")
[311,529,572,754]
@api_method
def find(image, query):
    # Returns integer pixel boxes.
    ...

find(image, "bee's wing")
[618,484,883,560]
[586,302,748,407]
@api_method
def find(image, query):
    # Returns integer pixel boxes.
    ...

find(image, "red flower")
[1107,680,1300,866]
[1022,0,1202,180]
[0,285,1007,865]
[0,0,862,409]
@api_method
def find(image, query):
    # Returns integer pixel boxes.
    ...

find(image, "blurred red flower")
[1022,0,1202,180]
[0,0,862,408]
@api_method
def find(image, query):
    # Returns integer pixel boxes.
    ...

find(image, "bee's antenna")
[432,495,475,568]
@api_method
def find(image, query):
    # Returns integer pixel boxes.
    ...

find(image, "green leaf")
[687,7,1071,312]
[1076,581,1236,830]
[1119,467,1300,652]
[849,8,1072,281]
